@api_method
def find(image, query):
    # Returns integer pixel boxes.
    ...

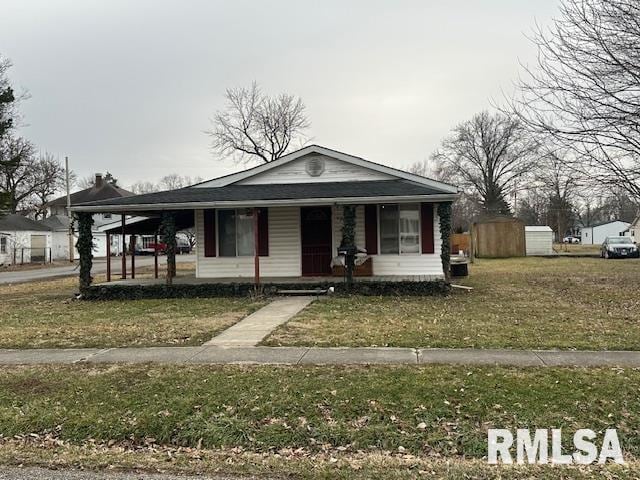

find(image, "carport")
[103,211,194,281]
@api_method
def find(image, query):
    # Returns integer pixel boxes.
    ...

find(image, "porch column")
[76,212,94,291]
[130,235,136,279]
[254,207,260,286]
[437,202,453,282]
[106,232,111,282]
[121,214,126,279]
[160,212,177,286]
[154,233,159,279]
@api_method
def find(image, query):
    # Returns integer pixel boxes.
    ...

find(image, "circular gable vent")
[305,156,325,177]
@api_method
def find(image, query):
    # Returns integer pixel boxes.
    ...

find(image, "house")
[70,145,459,282]
[44,173,133,259]
[0,214,52,265]
[581,220,630,245]
[625,215,640,242]
[525,226,553,256]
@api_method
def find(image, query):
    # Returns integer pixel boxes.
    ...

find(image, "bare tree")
[207,82,310,164]
[158,174,202,191]
[511,0,640,200]
[130,180,159,194]
[27,152,67,218]
[431,111,539,215]
[0,139,65,214]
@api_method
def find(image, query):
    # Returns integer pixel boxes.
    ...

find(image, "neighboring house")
[581,220,631,245]
[0,214,53,265]
[45,173,133,259]
[71,145,459,280]
[625,215,640,242]
[525,226,553,256]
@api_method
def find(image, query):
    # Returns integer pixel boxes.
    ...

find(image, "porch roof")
[102,211,195,235]
[70,180,458,214]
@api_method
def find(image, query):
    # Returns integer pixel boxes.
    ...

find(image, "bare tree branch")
[207,82,310,164]
[510,0,640,200]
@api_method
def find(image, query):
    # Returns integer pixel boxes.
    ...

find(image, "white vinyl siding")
[235,155,393,185]
[196,207,301,278]
[525,227,554,255]
[333,203,444,278]
[195,204,445,279]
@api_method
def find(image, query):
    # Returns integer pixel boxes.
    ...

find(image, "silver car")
[600,236,639,259]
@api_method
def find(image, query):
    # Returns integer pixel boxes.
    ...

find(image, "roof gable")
[194,145,458,194]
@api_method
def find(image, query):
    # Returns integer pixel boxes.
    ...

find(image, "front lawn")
[0,277,263,348]
[263,257,640,350]
[0,364,636,478]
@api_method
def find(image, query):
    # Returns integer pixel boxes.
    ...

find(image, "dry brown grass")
[263,257,640,350]
[0,275,263,348]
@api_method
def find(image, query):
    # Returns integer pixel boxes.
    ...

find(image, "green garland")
[75,212,94,291]
[160,212,177,285]
[340,205,356,287]
[437,202,452,282]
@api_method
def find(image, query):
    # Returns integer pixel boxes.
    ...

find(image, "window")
[142,236,154,248]
[0,237,6,254]
[379,204,420,254]
[218,209,254,257]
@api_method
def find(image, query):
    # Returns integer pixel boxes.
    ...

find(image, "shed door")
[301,206,332,276]
[30,234,47,262]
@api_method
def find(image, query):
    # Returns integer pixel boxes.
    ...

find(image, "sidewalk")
[1,346,640,367]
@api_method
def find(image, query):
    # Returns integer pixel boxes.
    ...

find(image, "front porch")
[98,273,441,287]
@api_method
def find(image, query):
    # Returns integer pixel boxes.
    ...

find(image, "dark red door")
[301,206,333,276]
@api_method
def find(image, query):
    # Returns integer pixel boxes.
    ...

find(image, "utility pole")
[65,156,75,263]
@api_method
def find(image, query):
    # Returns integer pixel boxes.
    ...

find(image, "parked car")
[562,236,580,244]
[176,239,192,254]
[600,236,639,259]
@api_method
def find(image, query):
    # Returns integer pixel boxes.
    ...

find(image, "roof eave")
[69,193,460,213]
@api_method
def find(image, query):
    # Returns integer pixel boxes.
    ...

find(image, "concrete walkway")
[2,346,640,367]
[204,296,315,347]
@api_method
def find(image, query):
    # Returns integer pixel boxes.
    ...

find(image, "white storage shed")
[525,226,554,256]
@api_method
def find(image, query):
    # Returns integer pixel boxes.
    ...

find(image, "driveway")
[0,254,195,285]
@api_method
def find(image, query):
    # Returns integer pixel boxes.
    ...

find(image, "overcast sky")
[1,0,559,190]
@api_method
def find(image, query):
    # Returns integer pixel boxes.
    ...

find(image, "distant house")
[44,173,133,259]
[0,214,52,265]
[581,220,630,245]
[625,215,640,241]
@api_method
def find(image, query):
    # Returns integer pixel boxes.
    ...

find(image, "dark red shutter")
[203,209,216,257]
[257,207,269,256]
[364,204,378,255]
[421,203,435,254]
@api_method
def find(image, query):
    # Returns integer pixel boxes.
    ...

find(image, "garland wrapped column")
[437,202,452,282]
[160,212,177,285]
[340,205,356,288]
[75,212,94,291]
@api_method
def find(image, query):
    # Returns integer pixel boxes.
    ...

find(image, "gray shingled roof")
[74,180,447,208]
[0,214,51,232]
[48,182,133,207]
[39,214,71,230]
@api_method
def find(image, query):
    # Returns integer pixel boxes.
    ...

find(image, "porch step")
[276,288,331,296]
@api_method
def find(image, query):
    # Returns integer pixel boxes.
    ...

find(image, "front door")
[301,206,332,276]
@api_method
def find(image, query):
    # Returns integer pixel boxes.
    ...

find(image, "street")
[0,254,195,285]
